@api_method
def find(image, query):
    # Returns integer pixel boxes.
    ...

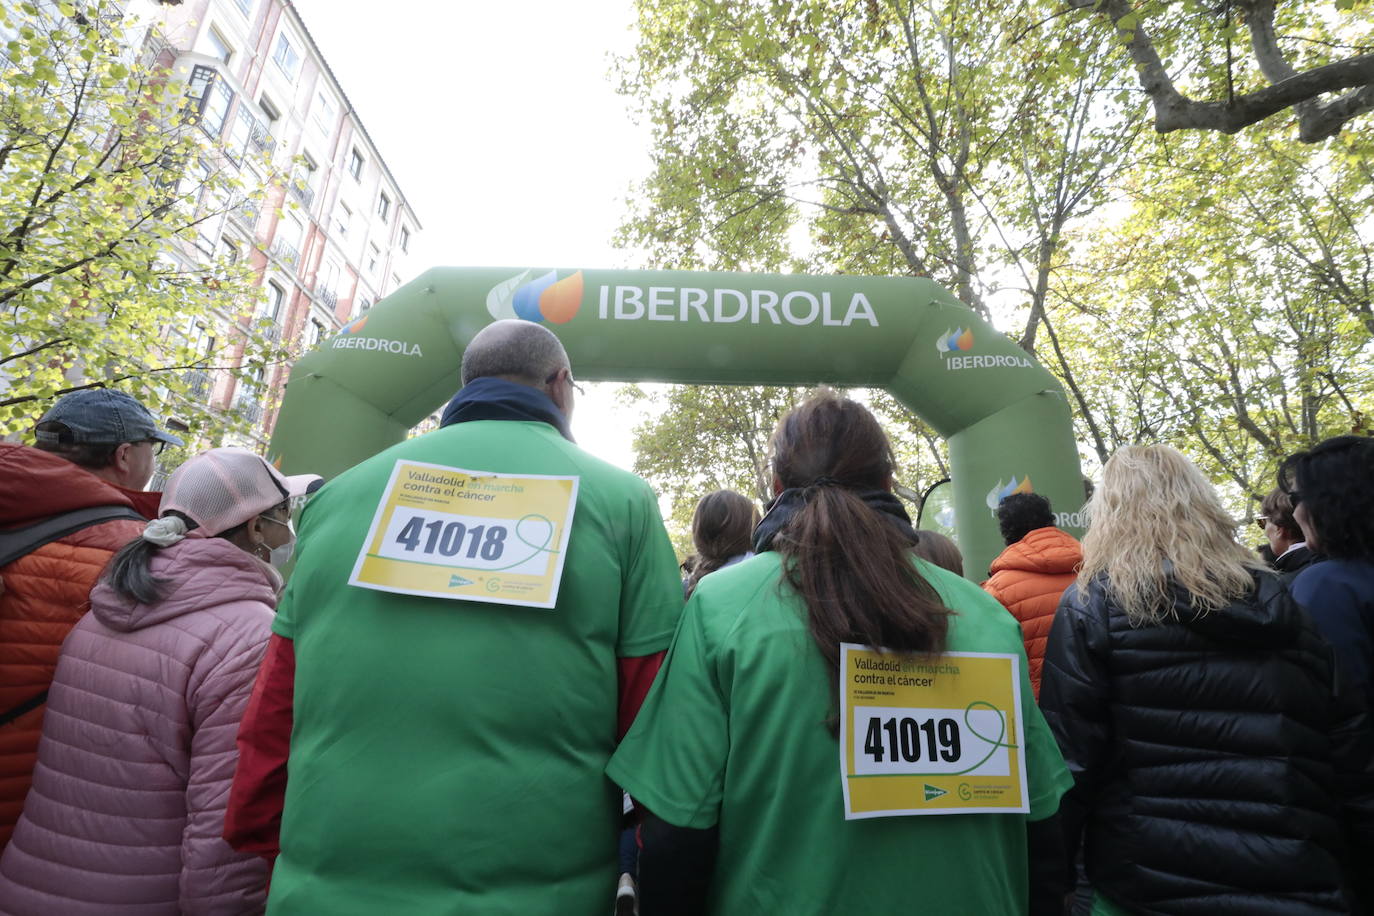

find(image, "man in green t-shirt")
[225,321,684,915]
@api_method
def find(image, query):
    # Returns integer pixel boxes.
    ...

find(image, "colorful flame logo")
[341,315,369,335]
[486,270,584,324]
[936,327,974,354]
[985,476,1034,510]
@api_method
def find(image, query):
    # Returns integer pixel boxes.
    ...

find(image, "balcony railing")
[234,199,259,228]
[269,238,299,268]
[255,321,281,342]
[235,397,264,426]
[319,287,338,310]
[183,369,212,400]
[288,182,315,209]
[249,129,276,154]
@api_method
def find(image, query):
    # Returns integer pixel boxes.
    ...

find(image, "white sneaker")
[615,872,638,916]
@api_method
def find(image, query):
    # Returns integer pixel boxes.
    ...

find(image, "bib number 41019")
[863,715,962,764]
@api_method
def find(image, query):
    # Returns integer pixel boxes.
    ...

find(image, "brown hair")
[684,490,759,598]
[769,391,951,719]
[1260,487,1301,541]
[912,530,964,578]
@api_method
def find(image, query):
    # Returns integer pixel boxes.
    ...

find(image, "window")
[312,90,337,131]
[221,238,239,264]
[227,104,261,159]
[272,33,300,81]
[391,273,402,292]
[334,201,352,238]
[230,0,254,17]
[399,225,410,253]
[205,28,233,65]
[186,65,233,137]
[264,281,285,319]
[357,297,373,314]
[307,318,325,349]
[367,243,380,275]
[348,148,364,180]
[258,95,280,128]
[377,192,391,223]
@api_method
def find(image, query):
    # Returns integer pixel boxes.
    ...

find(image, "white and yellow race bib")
[839,645,1028,818]
[348,460,578,608]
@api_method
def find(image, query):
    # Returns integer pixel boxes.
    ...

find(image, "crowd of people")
[0,318,1370,915]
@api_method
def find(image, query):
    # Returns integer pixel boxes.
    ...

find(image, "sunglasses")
[1253,516,1269,530]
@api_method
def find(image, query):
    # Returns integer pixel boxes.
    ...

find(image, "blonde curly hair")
[1079,444,1265,624]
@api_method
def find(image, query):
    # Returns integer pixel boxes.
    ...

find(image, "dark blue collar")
[439,377,574,442]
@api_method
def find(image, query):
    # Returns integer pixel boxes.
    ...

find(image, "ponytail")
[768,391,951,725]
[104,512,200,604]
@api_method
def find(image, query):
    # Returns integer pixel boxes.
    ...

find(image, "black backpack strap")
[0,505,146,569]
[0,689,48,728]
[0,504,146,729]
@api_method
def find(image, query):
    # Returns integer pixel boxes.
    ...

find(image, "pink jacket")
[0,537,276,915]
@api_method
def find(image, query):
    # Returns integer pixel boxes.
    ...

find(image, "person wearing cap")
[226,319,684,915]
[0,447,320,915]
[0,388,183,850]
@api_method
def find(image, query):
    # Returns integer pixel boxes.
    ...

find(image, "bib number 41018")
[394,516,507,561]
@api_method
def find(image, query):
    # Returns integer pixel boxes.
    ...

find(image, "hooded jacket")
[1039,570,1374,914]
[0,536,275,915]
[0,443,151,849]
[981,526,1081,698]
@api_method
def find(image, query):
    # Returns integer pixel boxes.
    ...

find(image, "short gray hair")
[460,320,570,387]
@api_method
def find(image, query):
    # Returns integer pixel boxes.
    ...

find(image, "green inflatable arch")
[270,267,1084,577]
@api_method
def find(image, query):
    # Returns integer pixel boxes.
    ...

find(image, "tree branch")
[1068,0,1374,141]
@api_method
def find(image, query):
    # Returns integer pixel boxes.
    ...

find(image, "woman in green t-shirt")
[608,390,1071,915]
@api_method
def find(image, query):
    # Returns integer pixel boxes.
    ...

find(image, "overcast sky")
[290,0,654,467]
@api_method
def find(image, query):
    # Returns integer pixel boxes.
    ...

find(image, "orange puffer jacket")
[0,444,152,850]
[982,526,1082,699]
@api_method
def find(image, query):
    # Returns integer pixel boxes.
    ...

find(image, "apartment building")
[127,0,421,448]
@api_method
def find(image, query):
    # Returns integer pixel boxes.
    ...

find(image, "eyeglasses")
[138,439,167,456]
[544,370,585,396]
[1254,516,1269,530]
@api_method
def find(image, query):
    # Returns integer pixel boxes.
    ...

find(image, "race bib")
[838,645,1028,818]
[348,460,578,609]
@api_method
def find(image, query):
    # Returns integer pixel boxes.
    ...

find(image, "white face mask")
[260,515,296,569]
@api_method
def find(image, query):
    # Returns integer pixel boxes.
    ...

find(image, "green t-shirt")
[267,420,684,916]
[607,552,1072,915]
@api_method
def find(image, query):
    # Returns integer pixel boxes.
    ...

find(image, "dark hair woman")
[607,390,1071,915]
[1040,444,1374,915]
[683,490,759,598]
[1281,435,1374,709]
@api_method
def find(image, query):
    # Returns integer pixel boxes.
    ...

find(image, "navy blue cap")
[34,389,185,448]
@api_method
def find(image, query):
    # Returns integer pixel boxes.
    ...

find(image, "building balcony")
[233,199,259,228]
[235,397,264,426]
[249,129,276,154]
[269,238,299,268]
[288,182,315,209]
[256,320,282,342]
[183,368,212,400]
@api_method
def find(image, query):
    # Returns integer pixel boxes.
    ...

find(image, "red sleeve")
[617,651,665,742]
[224,633,295,860]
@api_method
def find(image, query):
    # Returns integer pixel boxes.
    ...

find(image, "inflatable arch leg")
[270,267,1084,577]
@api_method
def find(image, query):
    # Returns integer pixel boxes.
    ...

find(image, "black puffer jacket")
[1040,570,1374,915]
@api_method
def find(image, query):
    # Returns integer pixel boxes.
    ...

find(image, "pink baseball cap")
[160,447,322,536]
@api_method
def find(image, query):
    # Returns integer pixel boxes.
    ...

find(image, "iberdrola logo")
[936,327,974,353]
[985,476,1033,510]
[340,315,368,334]
[487,269,584,324]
